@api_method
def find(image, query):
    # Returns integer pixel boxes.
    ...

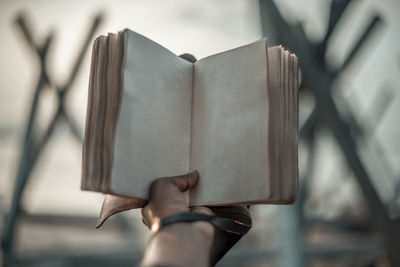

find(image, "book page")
[190,39,270,205]
[110,30,193,198]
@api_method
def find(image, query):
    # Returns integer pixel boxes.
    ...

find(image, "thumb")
[169,170,199,192]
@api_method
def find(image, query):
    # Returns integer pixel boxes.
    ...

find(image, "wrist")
[152,212,215,244]
[161,221,214,245]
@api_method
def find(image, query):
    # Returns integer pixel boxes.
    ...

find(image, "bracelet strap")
[160,212,251,236]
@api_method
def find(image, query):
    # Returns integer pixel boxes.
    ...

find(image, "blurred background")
[0,0,399,266]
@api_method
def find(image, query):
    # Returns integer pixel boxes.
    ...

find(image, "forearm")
[141,222,213,267]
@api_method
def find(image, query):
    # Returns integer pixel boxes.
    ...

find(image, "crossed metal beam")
[1,12,102,261]
[259,0,400,265]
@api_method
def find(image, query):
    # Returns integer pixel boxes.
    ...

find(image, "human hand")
[141,171,214,234]
[141,171,215,266]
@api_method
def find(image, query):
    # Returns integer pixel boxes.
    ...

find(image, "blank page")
[190,39,270,205]
[111,30,193,198]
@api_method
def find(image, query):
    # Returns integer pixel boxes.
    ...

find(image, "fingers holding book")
[142,170,214,232]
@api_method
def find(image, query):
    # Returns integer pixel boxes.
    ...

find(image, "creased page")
[190,39,270,205]
[110,30,193,198]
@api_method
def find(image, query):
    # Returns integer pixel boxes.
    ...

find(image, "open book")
[81,29,299,206]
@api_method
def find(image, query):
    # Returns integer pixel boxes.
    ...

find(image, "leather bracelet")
[159,212,251,236]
